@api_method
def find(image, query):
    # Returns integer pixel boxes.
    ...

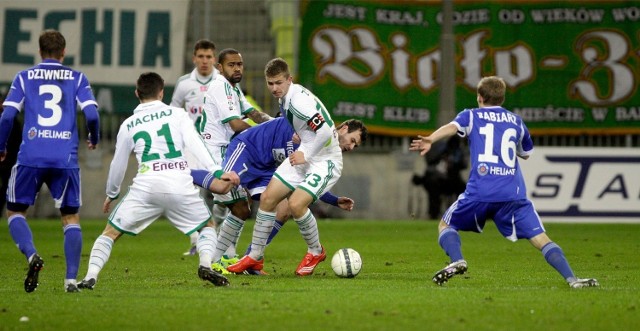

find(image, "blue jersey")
[233,117,296,168]
[1,59,99,168]
[453,106,533,202]
[222,117,297,198]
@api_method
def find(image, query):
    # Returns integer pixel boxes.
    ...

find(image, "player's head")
[265,58,293,99]
[192,39,216,76]
[217,48,244,85]
[477,76,506,106]
[336,119,368,152]
[136,72,164,102]
[39,29,66,60]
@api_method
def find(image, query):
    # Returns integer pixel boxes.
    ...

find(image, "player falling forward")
[410,76,599,288]
[77,72,239,290]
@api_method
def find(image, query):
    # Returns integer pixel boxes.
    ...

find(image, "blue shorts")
[442,194,545,241]
[222,140,277,200]
[6,165,81,209]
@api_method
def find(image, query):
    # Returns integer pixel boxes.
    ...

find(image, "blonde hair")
[477,76,506,106]
[264,57,290,78]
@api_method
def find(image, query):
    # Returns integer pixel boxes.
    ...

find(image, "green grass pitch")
[1,219,638,330]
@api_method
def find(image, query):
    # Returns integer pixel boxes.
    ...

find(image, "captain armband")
[307,113,325,132]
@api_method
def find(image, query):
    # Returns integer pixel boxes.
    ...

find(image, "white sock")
[295,209,322,255]
[85,235,114,281]
[212,204,229,230]
[189,232,198,247]
[197,227,217,268]
[212,214,244,262]
[249,209,276,259]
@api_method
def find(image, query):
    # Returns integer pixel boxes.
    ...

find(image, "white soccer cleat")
[569,278,599,288]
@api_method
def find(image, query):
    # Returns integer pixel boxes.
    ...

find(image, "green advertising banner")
[298,0,640,136]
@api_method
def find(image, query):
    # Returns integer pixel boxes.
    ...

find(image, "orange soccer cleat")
[227,255,264,273]
[295,246,326,276]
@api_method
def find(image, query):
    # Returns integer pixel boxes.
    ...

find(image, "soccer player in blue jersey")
[0,29,100,293]
[410,76,599,288]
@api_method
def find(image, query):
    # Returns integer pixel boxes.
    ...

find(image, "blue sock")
[245,219,285,255]
[542,242,575,280]
[191,170,215,189]
[8,214,37,261]
[438,227,463,262]
[63,224,82,279]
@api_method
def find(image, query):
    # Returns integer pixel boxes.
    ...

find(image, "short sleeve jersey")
[200,75,255,148]
[453,106,534,202]
[106,100,217,198]
[170,68,218,128]
[280,84,340,157]
[2,59,98,168]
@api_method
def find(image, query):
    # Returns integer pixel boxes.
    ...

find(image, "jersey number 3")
[38,84,63,127]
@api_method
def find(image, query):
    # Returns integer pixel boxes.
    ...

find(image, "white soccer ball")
[331,248,362,278]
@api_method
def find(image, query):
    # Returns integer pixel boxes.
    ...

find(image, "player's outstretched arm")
[409,123,458,156]
[319,191,354,211]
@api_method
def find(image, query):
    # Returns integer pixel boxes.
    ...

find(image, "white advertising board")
[520,147,640,223]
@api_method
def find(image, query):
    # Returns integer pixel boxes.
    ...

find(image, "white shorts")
[108,186,211,236]
[212,185,248,205]
[273,153,343,202]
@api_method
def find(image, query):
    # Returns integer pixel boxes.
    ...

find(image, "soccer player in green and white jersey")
[229,58,365,276]
[77,72,240,290]
[171,39,218,126]
[170,39,219,255]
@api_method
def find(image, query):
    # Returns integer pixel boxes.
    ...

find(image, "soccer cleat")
[77,278,96,290]
[432,260,468,286]
[295,246,326,276]
[198,266,230,286]
[220,255,240,268]
[569,278,599,288]
[212,262,232,275]
[24,254,44,293]
[65,283,81,293]
[182,245,197,256]
[226,255,264,273]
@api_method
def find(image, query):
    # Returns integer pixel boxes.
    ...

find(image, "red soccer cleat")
[295,246,326,276]
[227,255,264,273]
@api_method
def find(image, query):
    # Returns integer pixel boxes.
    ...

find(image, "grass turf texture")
[0,219,638,331]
